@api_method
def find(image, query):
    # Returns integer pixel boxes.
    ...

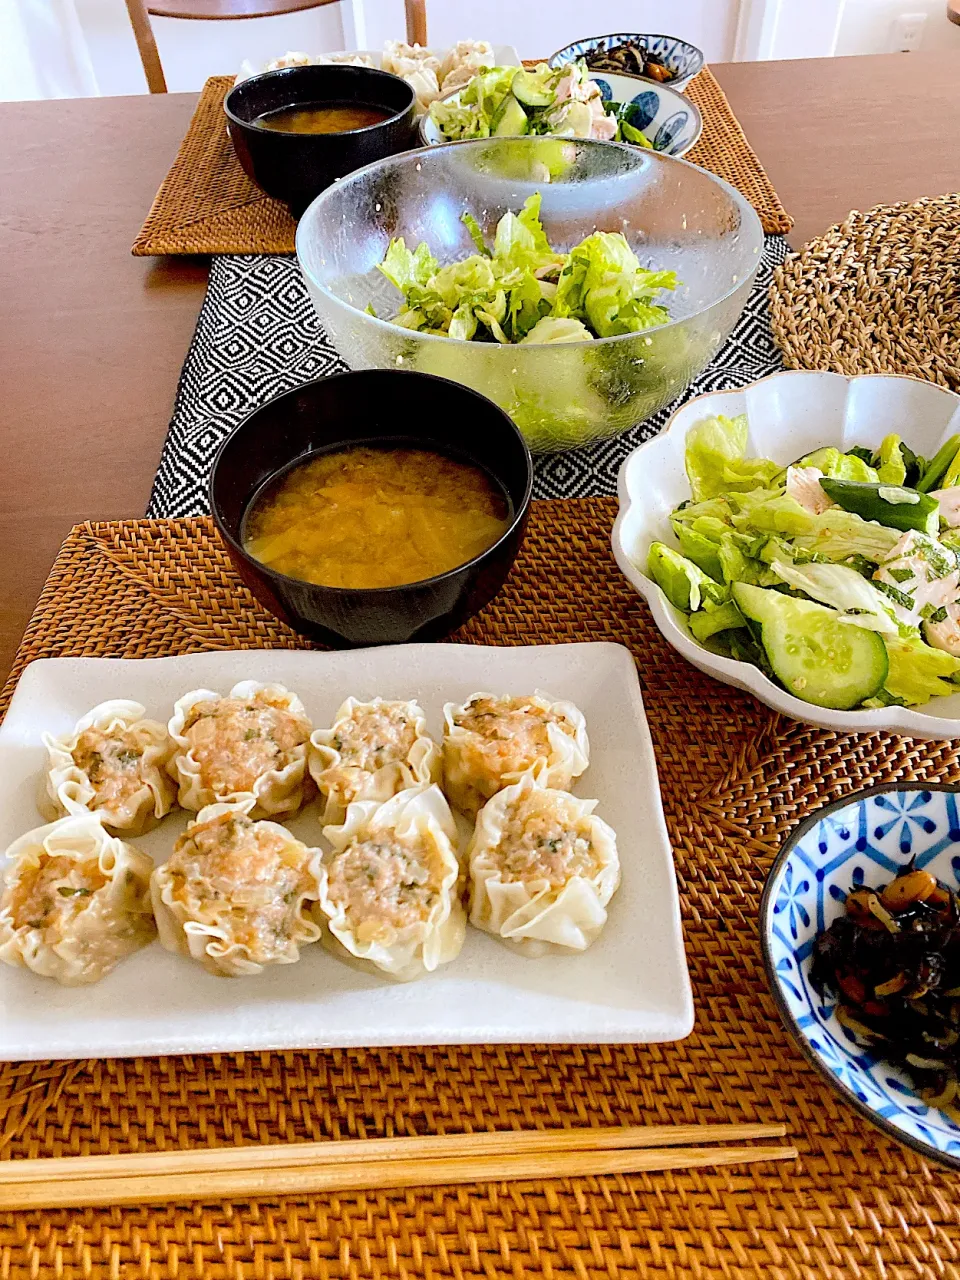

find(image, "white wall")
[29,0,959,102]
[344,0,739,62]
[735,0,843,57]
[835,0,960,54]
[1,0,99,98]
[75,0,344,95]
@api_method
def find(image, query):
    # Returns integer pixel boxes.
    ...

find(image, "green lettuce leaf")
[715,536,779,586]
[554,232,676,337]
[502,268,550,340]
[461,213,490,256]
[730,492,902,561]
[675,524,723,581]
[689,600,746,643]
[515,192,552,255]
[460,65,519,119]
[670,495,738,531]
[492,196,558,272]
[875,434,907,486]
[796,446,878,482]
[647,542,727,612]
[447,302,478,342]
[684,414,782,502]
[519,316,591,343]
[429,256,496,308]
[769,559,899,634]
[429,97,487,139]
[377,239,439,293]
[882,634,960,705]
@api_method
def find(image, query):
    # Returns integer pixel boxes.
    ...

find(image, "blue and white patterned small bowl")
[761,784,960,1170]
[420,72,702,157]
[549,33,704,89]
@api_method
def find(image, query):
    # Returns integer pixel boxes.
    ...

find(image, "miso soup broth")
[243,446,512,589]
[253,102,392,134]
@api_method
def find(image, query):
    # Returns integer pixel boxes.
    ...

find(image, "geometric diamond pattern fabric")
[146,237,789,517]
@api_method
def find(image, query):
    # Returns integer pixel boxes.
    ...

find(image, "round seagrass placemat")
[770,192,960,388]
[3,500,960,1279]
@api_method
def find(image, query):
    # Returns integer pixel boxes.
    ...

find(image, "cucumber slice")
[492,95,529,136]
[510,69,556,107]
[731,583,888,710]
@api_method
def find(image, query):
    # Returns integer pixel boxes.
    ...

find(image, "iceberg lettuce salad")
[646,413,960,710]
[376,193,678,345]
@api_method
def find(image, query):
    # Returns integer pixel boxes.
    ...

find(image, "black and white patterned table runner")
[147,236,789,517]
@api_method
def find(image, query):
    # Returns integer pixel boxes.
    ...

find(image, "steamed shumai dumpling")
[317,784,464,981]
[308,697,441,824]
[438,39,494,84]
[150,800,324,977]
[40,699,176,836]
[167,681,312,817]
[0,814,155,985]
[467,770,619,956]
[442,691,589,818]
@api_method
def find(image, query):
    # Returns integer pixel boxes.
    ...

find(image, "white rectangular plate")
[0,643,692,1060]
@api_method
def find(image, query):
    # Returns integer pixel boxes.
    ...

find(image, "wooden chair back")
[124,0,428,93]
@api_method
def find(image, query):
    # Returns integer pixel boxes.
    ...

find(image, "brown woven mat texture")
[770,192,960,388]
[2,500,960,1279]
[132,68,792,257]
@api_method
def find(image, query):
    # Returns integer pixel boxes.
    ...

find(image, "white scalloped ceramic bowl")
[612,370,960,737]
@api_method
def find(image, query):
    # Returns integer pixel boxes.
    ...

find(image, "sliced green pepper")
[917,435,960,493]
[941,446,960,490]
[818,478,939,536]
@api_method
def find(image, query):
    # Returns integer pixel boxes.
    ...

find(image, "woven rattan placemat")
[3,501,960,1278]
[132,69,792,257]
[770,192,960,388]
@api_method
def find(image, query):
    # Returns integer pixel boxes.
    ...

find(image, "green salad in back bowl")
[296,137,762,452]
[420,61,703,158]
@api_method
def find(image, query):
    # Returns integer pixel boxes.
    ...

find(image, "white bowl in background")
[612,370,960,737]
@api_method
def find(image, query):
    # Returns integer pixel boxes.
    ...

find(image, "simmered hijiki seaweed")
[584,40,676,82]
[811,864,960,1113]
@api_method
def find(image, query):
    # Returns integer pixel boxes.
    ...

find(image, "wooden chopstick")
[0,1144,798,1210]
[0,1122,786,1185]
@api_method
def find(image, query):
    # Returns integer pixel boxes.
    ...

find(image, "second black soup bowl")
[210,370,533,647]
[224,65,418,217]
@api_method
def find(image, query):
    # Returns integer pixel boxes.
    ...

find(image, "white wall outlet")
[889,11,928,51]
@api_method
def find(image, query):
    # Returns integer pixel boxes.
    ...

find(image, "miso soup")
[253,102,392,134]
[243,446,511,589]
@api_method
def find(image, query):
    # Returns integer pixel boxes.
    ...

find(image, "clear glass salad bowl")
[296,139,763,452]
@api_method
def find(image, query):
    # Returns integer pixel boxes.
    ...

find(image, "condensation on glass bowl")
[296,138,763,452]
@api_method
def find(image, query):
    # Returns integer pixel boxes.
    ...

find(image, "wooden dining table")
[1,49,959,683]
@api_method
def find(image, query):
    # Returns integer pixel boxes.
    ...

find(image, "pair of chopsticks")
[0,1124,795,1209]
